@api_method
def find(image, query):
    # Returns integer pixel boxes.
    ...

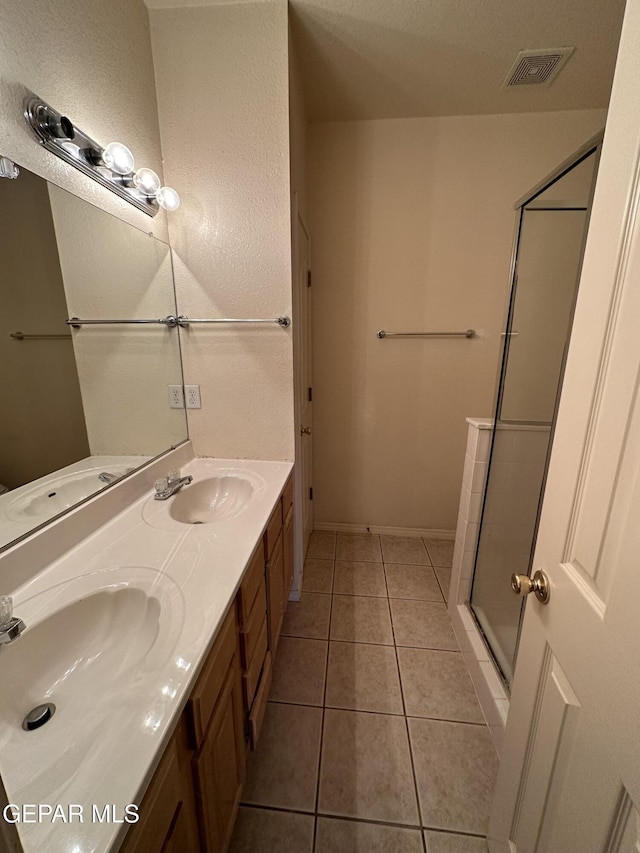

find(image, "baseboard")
[313,521,455,539]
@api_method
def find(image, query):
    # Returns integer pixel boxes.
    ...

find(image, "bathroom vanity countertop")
[0,456,292,853]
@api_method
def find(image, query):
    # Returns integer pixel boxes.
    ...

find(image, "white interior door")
[294,210,313,558]
[489,3,640,850]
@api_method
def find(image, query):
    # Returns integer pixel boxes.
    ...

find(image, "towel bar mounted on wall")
[376,329,476,339]
[10,331,72,340]
[66,316,181,328]
[65,315,291,330]
[176,315,291,328]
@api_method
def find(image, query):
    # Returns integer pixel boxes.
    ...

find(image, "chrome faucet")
[0,597,25,646]
[98,471,119,484]
[154,471,193,501]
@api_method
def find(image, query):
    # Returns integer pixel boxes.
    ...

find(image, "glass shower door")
[470,147,599,685]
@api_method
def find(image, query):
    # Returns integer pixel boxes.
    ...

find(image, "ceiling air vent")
[502,47,574,89]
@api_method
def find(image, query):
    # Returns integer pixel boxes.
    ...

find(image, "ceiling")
[289,0,626,121]
[143,0,626,122]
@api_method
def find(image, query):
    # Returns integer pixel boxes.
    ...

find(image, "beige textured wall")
[48,186,187,456]
[150,1,294,461]
[0,0,167,242]
[309,110,606,531]
[0,170,89,489]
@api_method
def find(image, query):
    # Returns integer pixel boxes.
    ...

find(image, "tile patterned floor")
[230,531,496,853]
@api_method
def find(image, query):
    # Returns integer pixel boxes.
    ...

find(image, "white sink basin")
[169,476,253,524]
[143,465,266,531]
[5,466,132,522]
[0,566,185,801]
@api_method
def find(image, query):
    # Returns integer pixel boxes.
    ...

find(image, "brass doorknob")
[511,570,550,605]
[301,426,312,436]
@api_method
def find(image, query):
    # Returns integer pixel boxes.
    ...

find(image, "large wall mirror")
[0,163,188,553]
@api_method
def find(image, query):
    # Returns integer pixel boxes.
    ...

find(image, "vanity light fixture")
[133,167,162,196]
[99,141,136,175]
[24,93,180,215]
[156,186,181,211]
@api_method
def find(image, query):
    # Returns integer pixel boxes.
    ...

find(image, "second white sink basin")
[169,476,253,524]
[0,568,184,722]
[0,566,185,803]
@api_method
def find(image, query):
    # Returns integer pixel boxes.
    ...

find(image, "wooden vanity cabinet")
[120,473,295,852]
[282,477,294,605]
[266,529,285,658]
[187,606,246,853]
[120,715,199,853]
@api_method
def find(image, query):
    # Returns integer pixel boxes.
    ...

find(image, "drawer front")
[249,651,272,750]
[264,502,283,559]
[283,504,294,603]
[243,615,268,710]
[187,605,238,747]
[282,475,294,521]
[121,723,199,853]
[267,531,284,655]
[238,546,265,626]
[240,581,267,668]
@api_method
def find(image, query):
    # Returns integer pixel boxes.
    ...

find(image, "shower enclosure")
[469,135,602,685]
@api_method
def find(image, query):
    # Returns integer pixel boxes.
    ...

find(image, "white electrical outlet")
[185,384,201,409]
[168,385,184,408]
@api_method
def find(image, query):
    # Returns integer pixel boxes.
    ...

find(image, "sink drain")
[23,703,56,731]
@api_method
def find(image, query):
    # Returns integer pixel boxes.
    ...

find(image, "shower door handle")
[511,570,550,605]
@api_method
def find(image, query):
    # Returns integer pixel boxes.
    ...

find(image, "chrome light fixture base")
[24,94,159,217]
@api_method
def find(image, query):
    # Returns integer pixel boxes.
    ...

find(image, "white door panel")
[489,1,640,850]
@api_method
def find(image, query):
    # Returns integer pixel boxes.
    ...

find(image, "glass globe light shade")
[102,141,135,175]
[133,167,162,196]
[156,186,180,211]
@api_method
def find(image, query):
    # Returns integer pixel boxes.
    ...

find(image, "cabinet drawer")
[264,502,283,559]
[240,582,267,668]
[248,652,272,750]
[121,719,198,853]
[193,653,245,853]
[282,475,294,521]
[187,605,238,747]
[238,546,265,626]
[283,503,294,603]
[243,616,268,709]
[266,531,284,656]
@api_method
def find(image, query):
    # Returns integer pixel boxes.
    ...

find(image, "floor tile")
[281,592,331,640]
[330,594,393,645]
[409,718,498,835]
[229,806,314,853]
[434,566,452,602]
[424,538,455,567]
[398,648,484,723]
[318,709,420,824]
[316,817,423,853]
[242,702,322,811]
[424,830,488,852]
[381,535,431,565]
[270,637,327,706]
[325,641,403,714]
[302,558,334,593]
[307,530,336,559]
[336,533,382,563]
[334,560,387,597]
[390,599,458,650]
[385,563,444,602]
